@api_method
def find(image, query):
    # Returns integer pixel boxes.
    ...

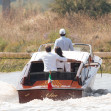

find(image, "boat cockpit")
[23,60,81,85]
[21,43,97,86]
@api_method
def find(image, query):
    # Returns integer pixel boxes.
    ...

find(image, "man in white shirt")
[39,45,67,72]
[39,46,79,72]
[54,28,74,51]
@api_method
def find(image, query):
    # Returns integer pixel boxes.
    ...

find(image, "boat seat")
[29,72,77,85]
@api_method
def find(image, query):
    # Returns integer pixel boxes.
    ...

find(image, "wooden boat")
[17,43,102,103]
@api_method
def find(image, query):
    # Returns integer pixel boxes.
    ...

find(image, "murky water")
[0,72,111,111]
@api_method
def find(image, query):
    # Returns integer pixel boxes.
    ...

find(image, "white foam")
[0,72,111,111]
[0,81,18,102]
[1,94,111,111]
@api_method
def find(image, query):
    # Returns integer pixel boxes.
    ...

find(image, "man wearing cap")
[54,28,74,51]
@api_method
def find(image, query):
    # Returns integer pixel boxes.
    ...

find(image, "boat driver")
[54,28,74,51]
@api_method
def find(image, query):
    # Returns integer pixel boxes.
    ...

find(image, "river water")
[0,72,111,111]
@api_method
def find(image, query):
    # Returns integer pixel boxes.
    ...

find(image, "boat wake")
[0,73,111,111]
[0,80,111,111]
[84,87,110,97]
[0,81,18,103]
[0,80,110,103]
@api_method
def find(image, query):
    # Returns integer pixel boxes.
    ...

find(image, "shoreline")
[0,52,111,59]
[0,52,111,73]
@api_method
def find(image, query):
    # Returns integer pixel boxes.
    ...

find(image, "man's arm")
[67,59,81,63]
[56,53,81,63]
[54,40,58,49]
[69,39,74,51]
[56,54,67,62]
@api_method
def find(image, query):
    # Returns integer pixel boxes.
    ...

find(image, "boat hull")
[18,89,82,103]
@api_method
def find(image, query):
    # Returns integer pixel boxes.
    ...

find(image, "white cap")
[59,28,66,35]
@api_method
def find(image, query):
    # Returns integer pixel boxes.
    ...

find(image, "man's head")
[59,28,66,36]
[45,45,51,52]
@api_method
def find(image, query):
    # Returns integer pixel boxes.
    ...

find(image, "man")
[38,45,67,72]
[54,28,74,51]
[38,46,78,72]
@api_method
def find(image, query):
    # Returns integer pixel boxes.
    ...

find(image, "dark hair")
[55,47,64,57]
[60,34,66,36]
[45,45,51,52]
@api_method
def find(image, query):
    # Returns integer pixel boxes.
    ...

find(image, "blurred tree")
[2,0,10,17]
[51,0,75,15]
[75,0,111,17]
[17,0,22,8]
[51,0,111,18]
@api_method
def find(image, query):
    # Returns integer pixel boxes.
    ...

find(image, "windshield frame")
[38,43,93,57]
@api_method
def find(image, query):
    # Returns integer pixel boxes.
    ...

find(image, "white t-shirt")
[39,52,67,72]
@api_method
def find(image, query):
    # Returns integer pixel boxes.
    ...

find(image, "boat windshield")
[38,43,92,54]
[73,44,91,53]
[38,43,54,52]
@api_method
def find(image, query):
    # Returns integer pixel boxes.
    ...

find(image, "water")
[0,72,111,111]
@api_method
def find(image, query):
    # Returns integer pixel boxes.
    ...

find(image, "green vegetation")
[51,0,75,15]
[0,58,110,73]
[51,0,111,18]
[100,59,111,73]
[0,0,111,72]
[10,0,54,12]
[0,59,29,72]
[0,37,7,52]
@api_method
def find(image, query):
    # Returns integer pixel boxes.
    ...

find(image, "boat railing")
[72,43,93,57]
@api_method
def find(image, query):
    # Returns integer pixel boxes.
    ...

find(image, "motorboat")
[17,43,102,103]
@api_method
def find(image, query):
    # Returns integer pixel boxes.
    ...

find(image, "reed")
[0,52,30,59]
[0,58,110,73]
[0,4,110,72]
[0,59,29,72]
[101,59,111,73]
[0,9,111,53]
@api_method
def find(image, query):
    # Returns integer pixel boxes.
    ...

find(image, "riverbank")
[0,59,29,72]
[0,58,111,73]
[0,52,111,72]
[0,52,111,59]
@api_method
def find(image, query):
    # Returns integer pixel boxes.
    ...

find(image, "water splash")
[0,81,18,102]
[0,72,111,111]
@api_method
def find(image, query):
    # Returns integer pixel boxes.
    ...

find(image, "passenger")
[38,45,67,72]
[38,45,78,72]
[55,47,71,72]
[54,28,74,51]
